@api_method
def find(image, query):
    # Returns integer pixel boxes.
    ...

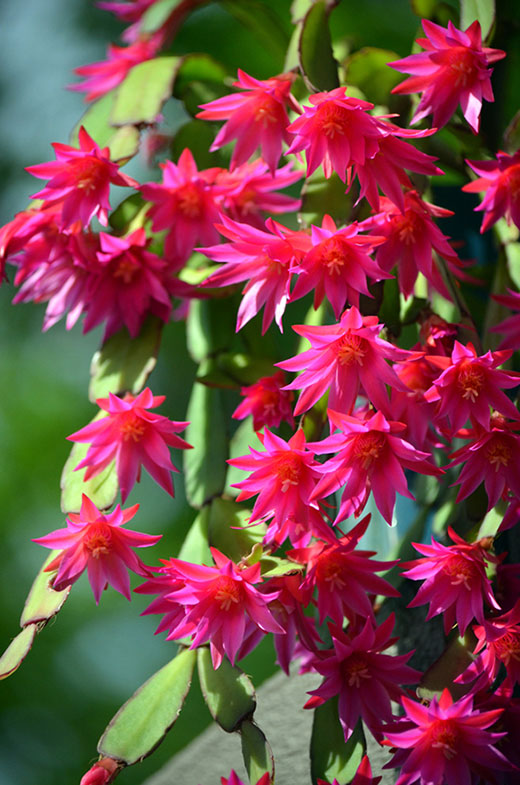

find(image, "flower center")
[494,629,520,666]
[74,156,105,193]
[317,552,346,589]
[486,437,512,471]
[119,413,147,442]
[342,653,371,688]
[394,211,419,245]
[443,554,479,590]
[319,236,351,275]
[276,455,301,493]
[213,576,242,611]
[84,525,112,559]
[317,103,349,139]
[430,719,459,759]
[254,95,280,126]
[448,49,477,87]
[457,362,485,402]
[336,332,368,367]
[113,255,139,284]
[176,183,203,218]
[353,432,386,470]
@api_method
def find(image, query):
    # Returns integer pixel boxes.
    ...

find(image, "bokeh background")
[0,1,518,784]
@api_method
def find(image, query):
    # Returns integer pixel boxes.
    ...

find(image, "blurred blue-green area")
[0,1,519,784]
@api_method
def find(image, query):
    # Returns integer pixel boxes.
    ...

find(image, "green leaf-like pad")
[310,700,365,784]
[208,497,265,563]
[344,47,402,105]
[0,625,37,680]
[417,633,475,701]
[183,384,228,508]
[98,647,196,765]
[89,317,162,403]
[460,0,495,39]
[240,720,274,784]
[111,57,181,127]
[61,411,118,514]
[177,507,213,565]
[298,1,339,92]
[197,647,256,732]
[21,551,71,627]
[71,93,140,162]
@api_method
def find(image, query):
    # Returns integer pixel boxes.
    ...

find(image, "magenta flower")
[423,340,520,433]
[140,148,222,264]
[389,19,506,132]
[197,69,297,172]
[200,214,308,333]
[158,548,283,668]
[285,88,385,181]
[289,515,399,625]
[305,615,419,741]
[68,387,192,502]
[360,191,463,300]
[213,158,302,227]
[278,306,413,416]
[310,409,442,525]
[212,771,269,785]
[69,36,160,102]
[385,689,510,785]
[229,428,328,547]
[463,150,520,233]
[80,228,176,340]
[447,414,520,510]
[33,494,160,603]
[290,215,390,318]
[26,127,138,228]
[232,370,294,432]
[402,527,501,634]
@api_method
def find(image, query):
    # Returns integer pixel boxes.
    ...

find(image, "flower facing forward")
[26,127,138,228]
[390,20,506,132]
[463,150,520,233]
[232,370,294,432]
[155,548,283,668]
[68,388,192,502]
[385,689,510,785]
[33,494,160,603]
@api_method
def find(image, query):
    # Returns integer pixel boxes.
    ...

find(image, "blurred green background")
[0,1,519,784]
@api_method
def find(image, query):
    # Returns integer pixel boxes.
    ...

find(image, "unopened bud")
[80,757,120,785]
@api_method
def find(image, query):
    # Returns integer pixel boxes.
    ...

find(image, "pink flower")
[285,88,385,181]
[214,771,269,785]
[447,413,520,510]
[290,215,390,318]
[213,158,302,227]
[402,527,500,634]
[360,191,463,300]
[200,214,308,333]
[423,340,520,433]
[278,306,413,416]
[69,36,160,102]
[68,388,192,502]
[458,601,520,690]
[310,409,442,525]
[33,494,160,603]
[389,19,506,132]
[229,428,328,547]
[289,515,399,625]
[385,689,510,785]
[140,148,222,264]
[463,150,520,233]
[26,127,138,228]
[81,228,176,340]
[197,69,297,172]
[157,547,283,668]
[232,370,294,432]
[305,615,419,741]
[285,88,442,208]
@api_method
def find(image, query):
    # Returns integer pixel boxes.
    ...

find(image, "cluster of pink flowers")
[11,4,520,784]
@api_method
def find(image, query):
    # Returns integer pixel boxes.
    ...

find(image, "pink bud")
[80,758,120,785]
